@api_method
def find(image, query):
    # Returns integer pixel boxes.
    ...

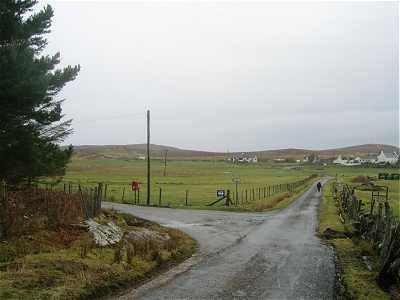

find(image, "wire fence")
[38,174,318,209]
[0,181,102,239]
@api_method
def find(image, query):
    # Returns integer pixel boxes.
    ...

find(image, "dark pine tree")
[0,0,80,184]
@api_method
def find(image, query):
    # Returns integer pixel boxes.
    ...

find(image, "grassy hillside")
[69,143,399,161]
[70,144,221,160]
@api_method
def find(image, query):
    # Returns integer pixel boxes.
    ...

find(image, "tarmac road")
[104,177,335,300]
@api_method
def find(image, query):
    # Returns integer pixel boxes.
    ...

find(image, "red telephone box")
[131,181,140,191]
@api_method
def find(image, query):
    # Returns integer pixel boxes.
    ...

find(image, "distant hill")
[69,143,399,161]
[70,144,220,160]
[317,144,399,156]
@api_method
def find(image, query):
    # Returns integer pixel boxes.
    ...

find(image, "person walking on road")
[317,181,322,192]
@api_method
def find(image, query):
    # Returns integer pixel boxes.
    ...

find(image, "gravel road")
[104,178,335,300]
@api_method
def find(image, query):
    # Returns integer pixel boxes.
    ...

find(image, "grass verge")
[178,178,318,213]
[0,210,197,300]
[319,181,392,300]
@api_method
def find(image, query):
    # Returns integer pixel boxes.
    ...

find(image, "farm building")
[231,153,258,163]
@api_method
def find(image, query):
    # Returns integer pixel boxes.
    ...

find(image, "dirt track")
[104,177,335,300]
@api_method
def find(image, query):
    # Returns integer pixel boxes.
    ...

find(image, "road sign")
[217,190,225,198]
[232,177,240,184]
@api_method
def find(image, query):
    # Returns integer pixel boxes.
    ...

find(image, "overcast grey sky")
[40,1,399,152]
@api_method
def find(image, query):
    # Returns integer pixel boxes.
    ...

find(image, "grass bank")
[319,181,393,300]
[0,210,197,300]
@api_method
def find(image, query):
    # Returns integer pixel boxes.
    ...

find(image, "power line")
[72,112,146,124]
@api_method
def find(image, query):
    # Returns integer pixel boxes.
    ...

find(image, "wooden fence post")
[226,190,231,206]
[93,186,98,216]
[78,184,85,219]
[185,190,188,206]
[159,188,162,206]
[97,183,102,215]
[235,189,239,206]
[121,187,125,202]
[98,183,102,201]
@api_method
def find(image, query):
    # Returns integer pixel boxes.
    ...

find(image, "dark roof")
[233,152,257,158]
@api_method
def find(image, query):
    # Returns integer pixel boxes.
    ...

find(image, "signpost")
[207,189,232,207]
[217,189,225,198]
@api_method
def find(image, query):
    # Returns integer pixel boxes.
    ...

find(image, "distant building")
[303,153,320,164]
[333,154,361,166]
[355,155,377,164]
[232,153,258,163]
[333,155,347,165]
[376,150,399,164]
[332,151,399,166]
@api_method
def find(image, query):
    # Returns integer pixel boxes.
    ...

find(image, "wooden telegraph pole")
[163,150,168,177]
[146,110,150,206]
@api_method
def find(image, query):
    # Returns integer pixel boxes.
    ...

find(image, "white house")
[333,151,398,166]
[333,155,347,165]
[355,155,377,164]
[346,158,362,166]
[232,153,258,163]
[376,150,399,164]
[333,155,362,166]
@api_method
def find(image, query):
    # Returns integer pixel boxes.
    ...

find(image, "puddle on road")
[161,220,226,228]
[161,221,200,228]
[162,218,268,229]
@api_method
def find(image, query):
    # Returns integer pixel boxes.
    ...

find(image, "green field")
[46,159,399,213]
[48,159,319,210]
